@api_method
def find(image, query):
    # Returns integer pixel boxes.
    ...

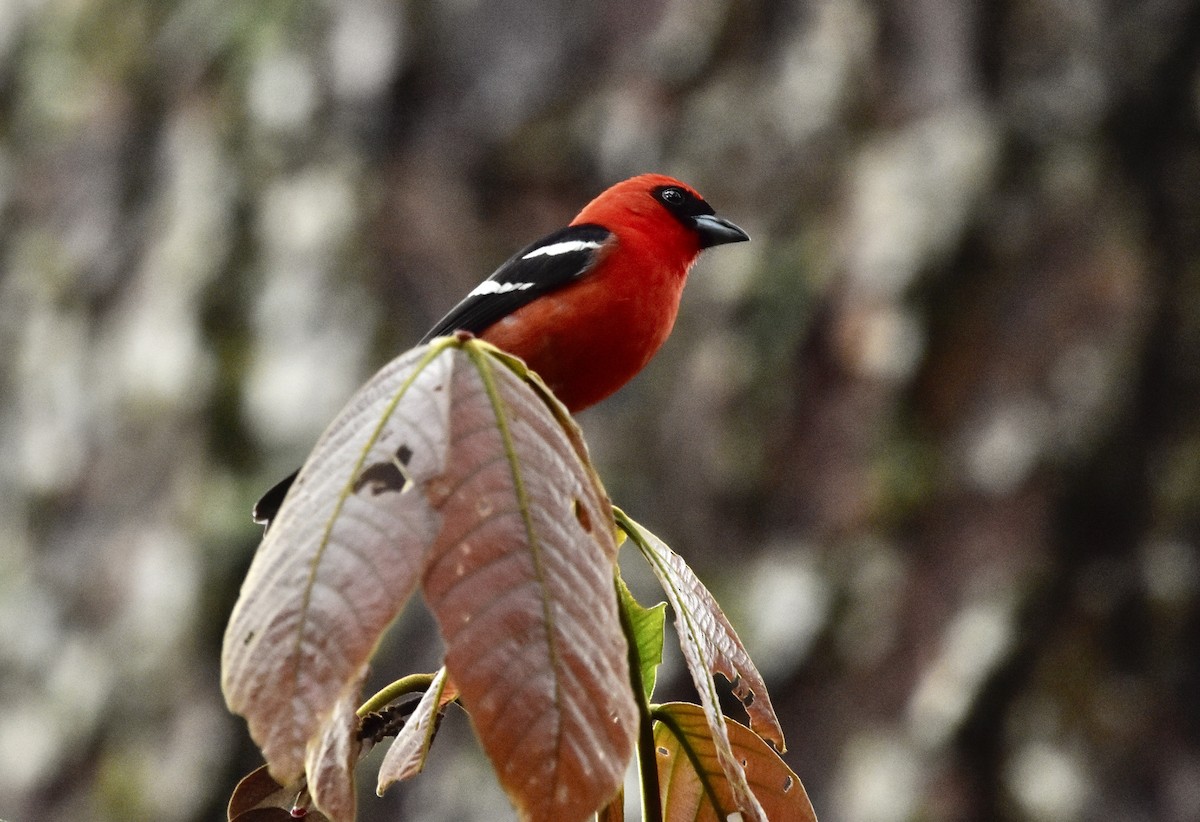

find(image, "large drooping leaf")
[654,703,816,822]
[420,343,636,822]
[222,342,455,789]
[618,511,783,822]
[223,337,639,821]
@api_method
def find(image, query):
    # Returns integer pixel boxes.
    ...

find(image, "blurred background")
[1,1,1198,820]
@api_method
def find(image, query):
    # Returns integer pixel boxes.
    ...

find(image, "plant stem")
[616,574,663,822]
[356,672,437,717]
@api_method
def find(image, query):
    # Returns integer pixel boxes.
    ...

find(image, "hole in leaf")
[354,462,407,495]
[657,746,669,757]
[353,444,415,496]
[572,498,592,533]
[783,774,794,792]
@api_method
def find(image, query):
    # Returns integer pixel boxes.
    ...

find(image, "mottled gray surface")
[2,1,1199,820]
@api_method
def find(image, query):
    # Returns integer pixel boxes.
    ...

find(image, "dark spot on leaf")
[657,746,669,757]
[243,631,255,645]
[572,498,592,533]
[396,443,413,464]
[783,774,794,792]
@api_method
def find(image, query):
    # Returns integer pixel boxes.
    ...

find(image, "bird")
[252,173,749,528]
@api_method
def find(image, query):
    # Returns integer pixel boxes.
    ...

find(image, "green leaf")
[616,574,667,701]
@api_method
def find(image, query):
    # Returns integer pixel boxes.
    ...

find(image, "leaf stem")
[357,672,438,718]
[616,573,663,822]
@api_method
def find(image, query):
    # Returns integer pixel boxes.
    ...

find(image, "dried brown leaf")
[619,512,784,822]
[654,703,816,822]
[221,344,453,786]
[226,765,328,822]
[223,338,637,822]
[619,511,784,748]
[421,342,636,822]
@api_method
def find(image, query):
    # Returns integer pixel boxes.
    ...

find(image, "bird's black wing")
[252,223,613,530]
[420,223,613,341]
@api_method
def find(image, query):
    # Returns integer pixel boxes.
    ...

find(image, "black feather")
[421,224,612,341]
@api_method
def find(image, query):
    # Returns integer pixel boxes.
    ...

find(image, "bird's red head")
[571,174,749,266]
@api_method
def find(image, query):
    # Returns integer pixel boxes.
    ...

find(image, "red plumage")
[479,174,746,411]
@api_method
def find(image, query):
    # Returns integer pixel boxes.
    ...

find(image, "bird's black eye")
[660,187,685,205]
[654,183,716,226]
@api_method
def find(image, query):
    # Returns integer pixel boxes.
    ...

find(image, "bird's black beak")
[692,213,751,248]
